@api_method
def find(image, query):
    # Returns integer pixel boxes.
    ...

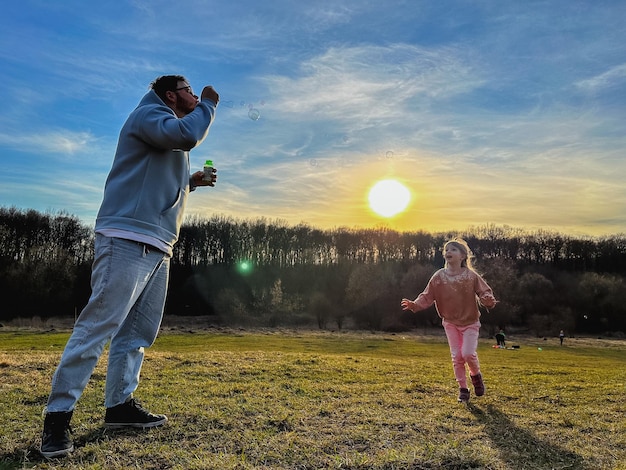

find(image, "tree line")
[1,206,625,336]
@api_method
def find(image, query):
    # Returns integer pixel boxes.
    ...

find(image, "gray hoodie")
[95,90,217,252]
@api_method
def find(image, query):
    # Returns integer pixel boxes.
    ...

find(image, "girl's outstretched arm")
[401,298,417,312]
[475,273,498,308]
[402,273,437,313]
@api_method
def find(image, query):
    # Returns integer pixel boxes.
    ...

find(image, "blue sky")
[1,0,625,236]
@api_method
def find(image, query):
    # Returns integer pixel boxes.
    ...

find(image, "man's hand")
[191,170,216,188]
[201,86,219,105]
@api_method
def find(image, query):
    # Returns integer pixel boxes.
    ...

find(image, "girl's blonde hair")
[443,238,475,270]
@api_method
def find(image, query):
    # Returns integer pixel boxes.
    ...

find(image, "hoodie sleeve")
[134,100,217,151]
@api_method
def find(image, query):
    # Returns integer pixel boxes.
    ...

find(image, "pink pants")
[442,319,481,389]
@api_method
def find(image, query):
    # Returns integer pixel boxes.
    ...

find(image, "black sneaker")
[458,387,470,403]
[40,411,74,459]
[104,398,167,429]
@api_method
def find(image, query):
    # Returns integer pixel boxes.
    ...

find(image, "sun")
[368,179,411,217]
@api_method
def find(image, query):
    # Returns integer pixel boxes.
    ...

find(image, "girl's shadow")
[468,403,591,470]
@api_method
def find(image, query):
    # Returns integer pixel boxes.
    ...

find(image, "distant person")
[40,75,220,459]
[401,238,498,403]
[495,329,506,348]
[559,330,565,346]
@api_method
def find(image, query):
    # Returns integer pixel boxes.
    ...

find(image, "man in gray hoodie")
[40,75,219,459]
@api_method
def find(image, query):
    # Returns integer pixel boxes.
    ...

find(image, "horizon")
[4,204,625,241]
[1,1,625,238]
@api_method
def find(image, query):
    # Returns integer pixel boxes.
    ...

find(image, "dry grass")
[0,328,625,469]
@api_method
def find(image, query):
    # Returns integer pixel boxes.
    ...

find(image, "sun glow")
[368,179,411,217]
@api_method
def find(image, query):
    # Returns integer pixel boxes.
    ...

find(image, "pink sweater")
[414,268,497,326]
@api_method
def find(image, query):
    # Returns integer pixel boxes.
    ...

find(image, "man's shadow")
[468,403,591,470]
[4,427,148,468]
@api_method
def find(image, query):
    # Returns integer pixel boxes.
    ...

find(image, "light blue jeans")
[46,234,169,412]
[442,319,481,390]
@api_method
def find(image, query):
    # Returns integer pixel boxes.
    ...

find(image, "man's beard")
[177,96,197,116]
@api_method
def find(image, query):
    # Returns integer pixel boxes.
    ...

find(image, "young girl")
[401,238,498,403]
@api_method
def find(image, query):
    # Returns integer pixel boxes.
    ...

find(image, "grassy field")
[0,327,624,470]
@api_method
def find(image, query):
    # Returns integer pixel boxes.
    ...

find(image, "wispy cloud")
[265,44,483,119]
[575,63,626,93]
[0,130,97,156]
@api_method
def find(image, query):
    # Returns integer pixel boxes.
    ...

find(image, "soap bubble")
[309,159,318,167]
[385,150,395,159]
[248,108,261,121]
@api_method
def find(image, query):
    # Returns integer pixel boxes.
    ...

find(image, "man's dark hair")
[150,75,187,102]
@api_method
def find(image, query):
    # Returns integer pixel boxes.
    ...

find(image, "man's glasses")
[174,86,194,95]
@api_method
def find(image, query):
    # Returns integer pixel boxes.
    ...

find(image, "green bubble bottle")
[203,159,215,182]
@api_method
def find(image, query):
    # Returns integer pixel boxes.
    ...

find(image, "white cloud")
[0,130,96,156]
[264,44,483,120]
[575,63,626,93]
